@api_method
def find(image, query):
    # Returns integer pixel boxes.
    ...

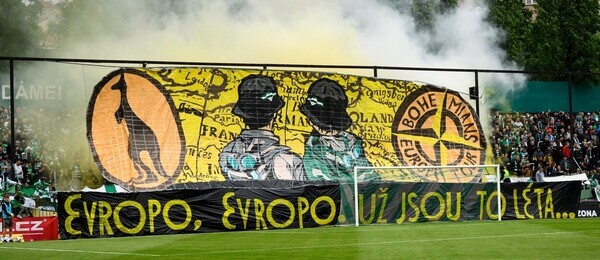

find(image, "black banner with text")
[499,182,581,220]
[577,201,600,218]
[58,184,340,238]
[353,181,581,224]
[58,181,581,238]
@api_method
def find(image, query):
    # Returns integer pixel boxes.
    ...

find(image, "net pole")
[354,167,359,227]
[497,165,501,221]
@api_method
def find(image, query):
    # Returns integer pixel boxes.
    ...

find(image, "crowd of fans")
[0,105,95,213]
[490,111,600,181]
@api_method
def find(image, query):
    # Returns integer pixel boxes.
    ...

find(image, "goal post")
[352,164,501,226]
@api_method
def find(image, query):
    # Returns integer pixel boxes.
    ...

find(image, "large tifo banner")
[87,68,486,191]
[58,181,580,238]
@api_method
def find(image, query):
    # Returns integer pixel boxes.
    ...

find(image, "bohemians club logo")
[391,87,486,182]
[87,69,185,191]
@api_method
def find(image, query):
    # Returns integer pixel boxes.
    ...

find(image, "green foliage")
[487,0,600,82]
[410,0,458,32]
[526,0,600,82]
[384,0,458,53]
[384,0,458,32]
[50,0,129,49]
[486,0,532,66]
[49,0,198,52]
[0,0,43,57]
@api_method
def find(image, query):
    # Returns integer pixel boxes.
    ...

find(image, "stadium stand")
[489,111,600,181]
[0,105,89,214]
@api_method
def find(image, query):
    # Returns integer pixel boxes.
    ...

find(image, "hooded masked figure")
[219,75,305,181]
[300,78,380,182]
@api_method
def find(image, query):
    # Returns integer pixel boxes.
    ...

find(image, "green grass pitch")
[1,218,599,259]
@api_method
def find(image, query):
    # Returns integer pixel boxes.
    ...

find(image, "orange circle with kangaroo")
[87,69,184,191]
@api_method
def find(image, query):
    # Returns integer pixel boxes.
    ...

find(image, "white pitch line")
[160,221,500,236]
[165,229,600,257]
[0,246,161,257]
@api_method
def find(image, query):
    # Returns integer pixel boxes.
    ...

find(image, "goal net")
[338,165,501,226]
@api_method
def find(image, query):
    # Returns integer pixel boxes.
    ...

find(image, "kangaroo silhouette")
[111,70,169,185]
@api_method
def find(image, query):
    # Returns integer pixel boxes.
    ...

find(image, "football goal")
[351,164,501,226]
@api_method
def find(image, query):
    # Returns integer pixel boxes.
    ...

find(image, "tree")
[0,0,43,57]
[49,0,198,54]
[49,0,126,52]
[385,0,459,54]
[486,0,532,66]
[410,0,458,32]
[384,0,459,32]
[526,0,600,82]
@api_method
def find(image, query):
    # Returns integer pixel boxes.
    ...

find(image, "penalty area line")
[165,229,600,256]
[0,246,161,257]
